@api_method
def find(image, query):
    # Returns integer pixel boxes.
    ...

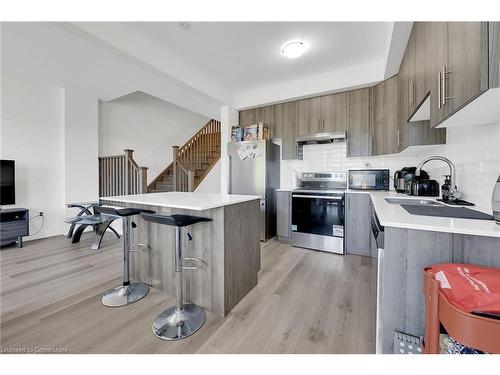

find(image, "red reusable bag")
[429,263,500,315]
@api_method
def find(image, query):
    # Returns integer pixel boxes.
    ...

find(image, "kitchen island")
[100,192,261,317]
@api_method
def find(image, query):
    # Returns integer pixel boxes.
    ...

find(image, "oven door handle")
[292,195,343,200]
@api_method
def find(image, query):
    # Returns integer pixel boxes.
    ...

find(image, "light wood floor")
[0,233,376,353]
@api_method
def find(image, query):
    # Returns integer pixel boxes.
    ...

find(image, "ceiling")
[126,22,392,92]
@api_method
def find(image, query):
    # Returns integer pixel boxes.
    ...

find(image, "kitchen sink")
[384,197,443,206]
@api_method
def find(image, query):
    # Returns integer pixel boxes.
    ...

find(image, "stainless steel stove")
[292,172,347,254]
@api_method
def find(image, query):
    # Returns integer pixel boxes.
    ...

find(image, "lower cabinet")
[276,190,292,242]
[345,193,373,257]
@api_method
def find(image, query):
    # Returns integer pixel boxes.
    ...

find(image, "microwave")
[348,169,390,191]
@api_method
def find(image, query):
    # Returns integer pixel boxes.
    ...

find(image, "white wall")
[64,89,99,203]
[98,91,211,185]
[422,123,500,210]
[1,76,66,239]
[278,122,500,211]
[195,160,221,193]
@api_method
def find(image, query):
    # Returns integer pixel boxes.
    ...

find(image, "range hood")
[296,131,346,144]
[296,131,346,159]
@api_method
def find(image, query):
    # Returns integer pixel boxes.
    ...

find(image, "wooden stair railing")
[99,149,148,197]
[148,119,221,193]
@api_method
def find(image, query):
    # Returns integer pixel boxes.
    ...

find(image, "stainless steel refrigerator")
[228,140,280,241]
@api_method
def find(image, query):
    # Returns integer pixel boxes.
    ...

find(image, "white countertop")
[369,191,500,238]
[100,192,261,211]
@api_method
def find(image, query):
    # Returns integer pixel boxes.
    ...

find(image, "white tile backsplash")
[275,121,500,211]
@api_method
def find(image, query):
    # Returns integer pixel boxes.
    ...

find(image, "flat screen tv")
[1,160,15,205]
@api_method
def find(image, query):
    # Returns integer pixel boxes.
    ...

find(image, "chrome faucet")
[415,156,460,200]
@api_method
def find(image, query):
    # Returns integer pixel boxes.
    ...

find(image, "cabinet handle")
[442,65,452,106]
[437,71,442,109]
[409,80,413,106]
[441,66,446,106]
[397,129,400,147]
[413,81,417,105]
[322,118,325,132]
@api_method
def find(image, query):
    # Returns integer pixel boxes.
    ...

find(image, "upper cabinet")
[258,105,275,138]
[347,88,371,157]
[298,97,322,135]
[406,27,419,116]
[490,22,500,88]
[426,22,489,128]
[446,22,489,115]
[275,101,299,160]
[239,108,260,127]
[321,92,348,133]
[297,93,348,136]
[427,22,449,127]
[371,75,399,156]
[414,22,431,105]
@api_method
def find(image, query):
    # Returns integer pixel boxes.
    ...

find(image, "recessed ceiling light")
[177,22,191,30]
[281,41,306,59]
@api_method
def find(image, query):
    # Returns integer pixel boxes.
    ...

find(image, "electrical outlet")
[39,212,44,216]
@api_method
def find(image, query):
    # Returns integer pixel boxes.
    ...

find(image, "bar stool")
[141,212,212,341]
[97,206,155,307]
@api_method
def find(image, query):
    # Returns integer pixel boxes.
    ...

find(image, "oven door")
[291,193,345,254]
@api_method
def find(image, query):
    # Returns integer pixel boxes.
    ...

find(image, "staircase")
[148,119,221,193]
[98,149,148,197]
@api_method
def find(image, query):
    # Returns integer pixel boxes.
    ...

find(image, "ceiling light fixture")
[281,41,306,59]
[177,22,191,30]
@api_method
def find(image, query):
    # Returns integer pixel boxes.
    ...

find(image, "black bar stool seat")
[98,206,155,307]
[141,213,212,227]
[97,206,155,217]
[141,212,212,341]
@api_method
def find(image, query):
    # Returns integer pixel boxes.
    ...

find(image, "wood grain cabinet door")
[406,28,419,117]
[371,75,399,156]
[490,22,500,88]
[347,88,371,157]
[428,22,449,128]
[239,108,260,127]
[275,101,299,160]
[298,97,322,136]
[447,22,489,114]
[415,22,431,104]
[345,193,372,257]
[276,191,292,241]
[321,92,347,133]
[259,105,276,138]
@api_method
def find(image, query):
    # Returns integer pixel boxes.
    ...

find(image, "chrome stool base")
[101,282,150,307]
[152,304,206,341]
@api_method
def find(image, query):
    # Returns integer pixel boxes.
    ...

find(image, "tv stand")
[0,208,29,248]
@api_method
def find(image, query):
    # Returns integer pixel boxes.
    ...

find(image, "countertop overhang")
[100,192,261,211]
